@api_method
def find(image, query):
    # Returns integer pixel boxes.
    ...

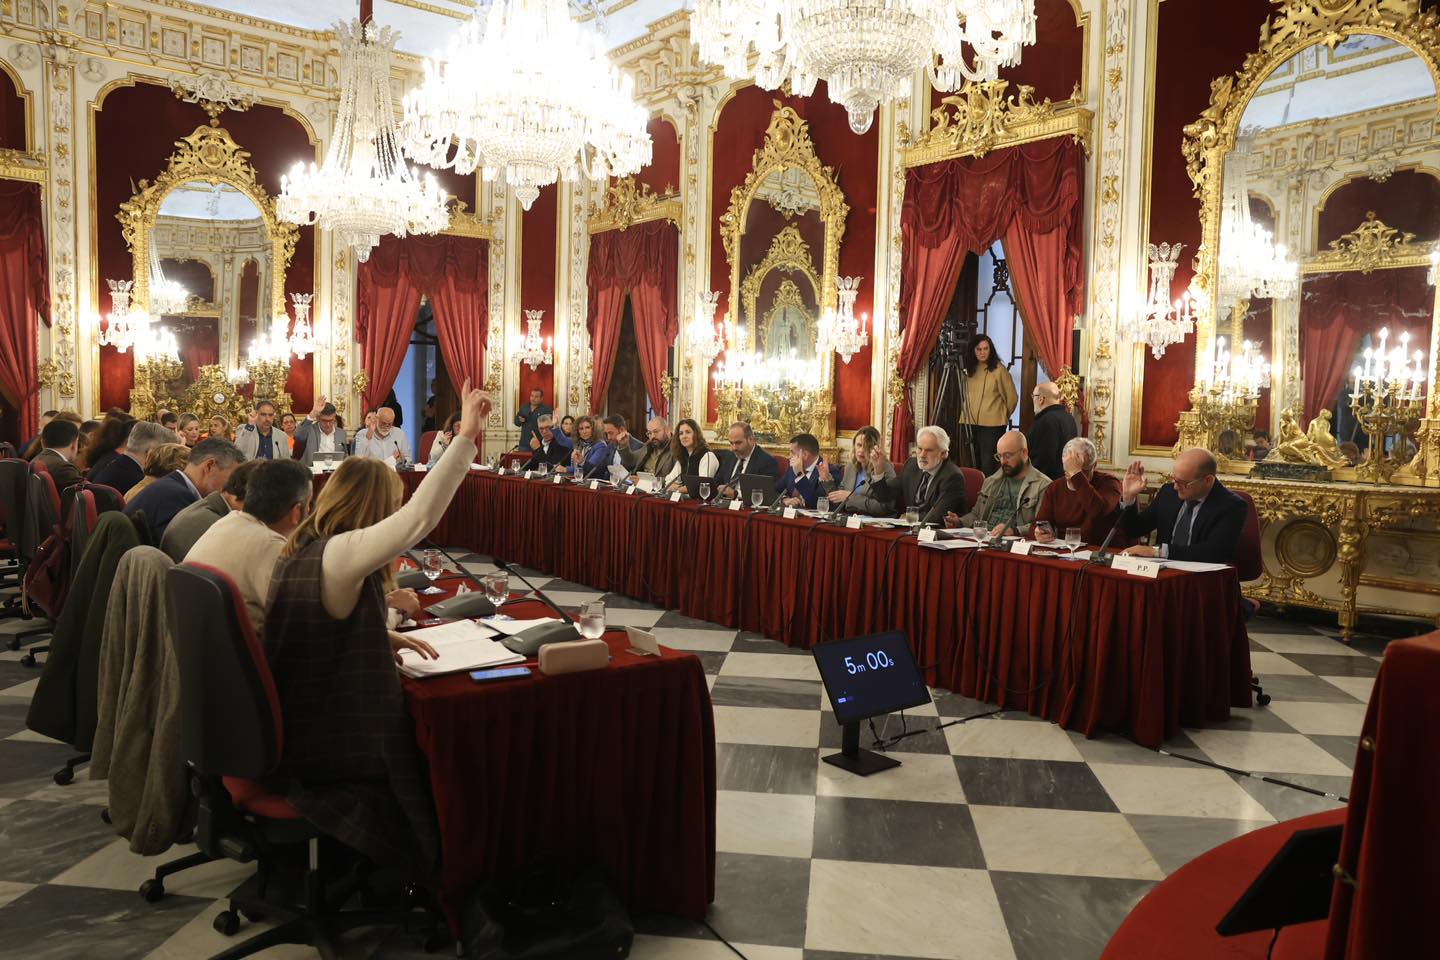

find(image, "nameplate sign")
[524,471,534,480]
[552,474,563,484]
[589,481,600,491]
[1112,556,1162,579]
[1010,540,1034,556]
[413,463,428,472]
[918,527,937,543]
[846,516,863,530]
[627,485,640,495]
[728,500,743,512]
[670,492,682,502]
[782,507,798,520]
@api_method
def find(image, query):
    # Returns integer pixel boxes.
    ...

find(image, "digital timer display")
[812,631,931,726]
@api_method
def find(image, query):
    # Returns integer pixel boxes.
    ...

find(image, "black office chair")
[13,464,62,665]
[166,563,438,958]
[0,458,30,600]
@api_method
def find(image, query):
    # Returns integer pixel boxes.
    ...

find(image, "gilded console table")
[1225,477,1440,638]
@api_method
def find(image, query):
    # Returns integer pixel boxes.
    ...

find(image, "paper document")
[1160,559,1233,573]
[859,517,912,528]
[395,620,523,678]
[480,616,566,637]
[919,538,982,551]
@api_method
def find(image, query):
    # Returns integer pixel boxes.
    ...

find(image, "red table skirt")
[320,471,1252,747]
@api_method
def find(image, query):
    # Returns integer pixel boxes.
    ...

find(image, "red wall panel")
[0,66,26,150]
[637,116,681,196]
[708,82,878,433]
[930,0,1085,110]
[1139,0,1274,448]
[94,81,317,414]
[518,182,558,410]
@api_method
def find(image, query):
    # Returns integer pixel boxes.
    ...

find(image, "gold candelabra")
[248,358,294,415]
[129,354,184,422]
[1348,327,1428,483]
[1173,336,1270,467]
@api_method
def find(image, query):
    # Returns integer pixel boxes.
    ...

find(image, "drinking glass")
[483,572,511,619]
[537,461,548,477]
[1065,527,1084,558]
[816,495,830,516]
[1033,521,1053,544]
[421,548,444,591]
[905,508,921,527]
[750,487,765,508]
[578,601,606,640]
[487,453,498,471]
[699,481,711,501]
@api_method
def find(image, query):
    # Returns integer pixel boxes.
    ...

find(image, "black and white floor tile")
[0,553,1412,960]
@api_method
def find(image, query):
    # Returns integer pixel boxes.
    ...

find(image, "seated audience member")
[427,411,463,467]
[717,421,780,498]
[1339,440,1361,466]
[1026,381,1077,480]
[621,418,676,478]
[822,426,898,516]
[354,406,412,463]
[77,420,100,462]
[81,414,137,474]
[665,419,719,489]
[89,421,173,493]
[236,400,293,461]
[24,411,81,460]
[1117,447,1247,563]
[159,459,261,561]
[127,443,190,500]
[875,426,968,525]
[186,459,313,634]
[206,415,233,442]
[778,433,829,509]
[586,415,645,479]
[559,415,575,441]
[565,415,607,476]
[158,411,179,432]
[294,397,349,467]
[175,414,201,447]
[20,410,57,459]
[1033,437,1122,545]
[124,437,243,544]
[524,414,572,470]
[948,430,1050,537]
[32,419,85,495]
[262,381,491,875]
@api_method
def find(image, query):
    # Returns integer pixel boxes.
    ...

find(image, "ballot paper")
[1160,559,1233,573]
[918,538,983,551]
[480,616,567,637]
[395,620,523,678]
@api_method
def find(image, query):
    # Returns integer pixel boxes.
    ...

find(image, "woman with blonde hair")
[125,442,190,500]
[205,415,231,442]
[262,381,490,876]
[175,414,201,447]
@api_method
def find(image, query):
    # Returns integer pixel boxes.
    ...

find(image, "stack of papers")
[1160,559,1232,573]
[396,620,524,678]
[918,538,982,551]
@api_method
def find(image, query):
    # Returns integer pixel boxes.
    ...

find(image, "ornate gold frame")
[740,225,822,336]
[116,123,297,321]
[1302,210,1433,274]
[901,79,1094,167]
[588,176,681,234]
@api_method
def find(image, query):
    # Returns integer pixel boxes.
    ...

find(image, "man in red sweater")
[1032,437,1124,546]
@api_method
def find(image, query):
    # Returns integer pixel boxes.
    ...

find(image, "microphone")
[493,558,575,625]
[1090,509,1129,566]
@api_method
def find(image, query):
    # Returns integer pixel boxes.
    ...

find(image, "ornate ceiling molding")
[442,199,495,240]
[169,72,256,125]
[0,147,48,183]
[1303,210,1431,273]
[587,176,680,234]
[900,79,1093,168]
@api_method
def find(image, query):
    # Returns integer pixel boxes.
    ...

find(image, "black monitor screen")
[812,632,931,726]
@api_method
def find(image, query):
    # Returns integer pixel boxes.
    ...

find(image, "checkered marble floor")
[0,551,1405,960]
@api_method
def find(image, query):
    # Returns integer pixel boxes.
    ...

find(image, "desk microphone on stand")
[493,559,582,656]
[1089,510,1129,566]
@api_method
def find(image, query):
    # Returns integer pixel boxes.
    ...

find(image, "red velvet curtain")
[586,220,678,415]
[890,138,1085,461]
[1301,268,1432,421]
[358,234,490,408]
[0,181,48,441]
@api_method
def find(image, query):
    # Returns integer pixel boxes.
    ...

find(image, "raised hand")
[1122,460,1147,501]
[457,379,493,442]
[817,460,832,483]
[310,394,326,417]
[868,445,887,475]
[529,434,541,451]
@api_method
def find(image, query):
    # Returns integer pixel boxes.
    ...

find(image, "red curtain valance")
[0,180,48,440]
[586,219,678,416]
[357,233,489,410]
[891,138,1085,460]
[1300,267,1432,422]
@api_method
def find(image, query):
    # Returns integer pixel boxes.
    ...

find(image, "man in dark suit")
[524,414,573,470]
[513,388,552,451]
[32,419,84,495]
[1026,381,1078,480]
[89,421,172,493]
[872,425,969,525]
[716,421,780,498]
[584,414,646,479]
[777,433,829,509]
[1118,447,1247,563]
[124,437,244,544]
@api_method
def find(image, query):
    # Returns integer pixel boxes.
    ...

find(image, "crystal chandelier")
[818,275,869,363]
[1121,242,1198,359]
[287,293,318,359]
[249,316,293,367]
[279,19,450,262]
[1217,134,1297,305]
[100,279,147,353]
[148,247,190,316]
[511,310,554,370]
[690,291,727,364]
[400,0,651,211]
[692,0,1037,135]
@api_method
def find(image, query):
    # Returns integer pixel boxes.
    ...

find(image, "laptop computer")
[606,464,630,485]
[634,471,662,494]
[312,451,345,470]
[682,475,720,502]
[736,473,779,508]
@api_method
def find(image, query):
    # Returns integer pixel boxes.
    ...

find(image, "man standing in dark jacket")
[1026,381,1078,480]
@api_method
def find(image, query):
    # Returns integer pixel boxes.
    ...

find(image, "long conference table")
[318,468,1253,749]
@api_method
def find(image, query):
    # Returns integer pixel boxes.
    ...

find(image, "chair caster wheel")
[139,879,165,903]
[1256,693,1272,707]
[20,653,35,667]
[53,767,73,785]
[213,910,241,936]
[240,908,266,922]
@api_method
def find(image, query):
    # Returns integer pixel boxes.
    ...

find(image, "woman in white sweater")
[664,418,720,490]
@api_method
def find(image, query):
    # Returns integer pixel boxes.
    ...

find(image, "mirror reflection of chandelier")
[1124,242,1199,359]
[99,279,145,354]
[692,0,1037,134]
[278,19,450,263]
[399,0,652,211]
[1200,335,1271,405]
[148,246,190,316]
[690,291,727,364]
[287,293,318,359]
[818,275,869,363]
[1218,133,1298,305]
[248,317,293,367]
[511,310,554,371]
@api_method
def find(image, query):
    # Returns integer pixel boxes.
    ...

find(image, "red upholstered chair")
[167,563,435,957]
[959,467,985,513]
[418,430,438,465]
[1232,490,1263,582]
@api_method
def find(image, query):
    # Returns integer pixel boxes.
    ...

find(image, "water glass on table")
[1065,527,1084,558]
[578,601,606,640]
[483,572,511,619]
[905,508,921,528]
[699,481,712,502]
[750,488,765,509]
[421,548,445,593]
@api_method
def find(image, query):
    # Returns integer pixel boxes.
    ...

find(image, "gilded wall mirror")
[1184,0,1440,481]
[117,125,298,397]
[719,104,848,444]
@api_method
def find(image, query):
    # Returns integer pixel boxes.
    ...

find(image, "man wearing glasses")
[946,430,1050,537]
[1117,448,1248,562]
